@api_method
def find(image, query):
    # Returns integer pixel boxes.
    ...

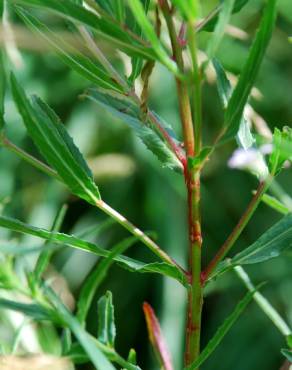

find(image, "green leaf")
[0,215,188,285]
[287,334,292,348]
[46,287,116,370]
[201,0,250,32]
[77,236,139,324]
[86,90,183,172]
[0,298,56,321]
[232,213,292,265]
[213,59,255,149]
[187,147,212,170]
[206,0,235,61]
[0,51,5,130]
[261,193,290,215]
[126,0,179,74]
[210,213,292,281]
[281,348,292,362]
[97,291,116,348]
[12,0,156,60]
[15,8,123,92]
[221,0,278,142]
[269,127,292,175]
[186,288,258,370]
[11,74,101,205]
[170,0,200,21]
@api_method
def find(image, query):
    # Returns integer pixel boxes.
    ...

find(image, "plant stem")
[203,180,269,282]
[160,2,203,365]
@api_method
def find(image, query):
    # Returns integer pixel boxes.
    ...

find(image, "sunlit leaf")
[0,52,5,130]
[269,127,292,175]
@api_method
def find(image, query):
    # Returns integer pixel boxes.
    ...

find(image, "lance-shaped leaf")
[221,0,278,143]
[209,213,292,281]
[12,0,156,60]
[143,302,173,370]
[11,74,101,205]
[15,8,124,93]
[213,59,254,149]
[0,216,188,286]
[170,0,199,22]
[232,213,292,265]
[185,288,259,370]
[281,349,292,362]
[86,90,183,172]
[97,291,116,348]
[261,193,290,215]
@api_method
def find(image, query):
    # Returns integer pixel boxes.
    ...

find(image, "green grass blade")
[15,8,124,92]
[97,291,116,348]
[126,0,178,74]
[0,215,188,285]
[77,236,139,324]
[186,288,259,370]
[10,74,101,205]
[221,0,278,142]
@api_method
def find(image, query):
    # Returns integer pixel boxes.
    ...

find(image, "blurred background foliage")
[0,0,292,369]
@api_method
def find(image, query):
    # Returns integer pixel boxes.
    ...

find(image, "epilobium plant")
[0,0,292,369]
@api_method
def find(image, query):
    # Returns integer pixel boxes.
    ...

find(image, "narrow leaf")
[234,266,292,336]
[12,0,156,60]
[86,90,183,172]
[210,213,292,281]
[11,74,101,205]
[170,0,199,21]
[186,288,259,370]
[97,291,116,348]
[77,236,139,324]
[0,215,188,285]
[0,298,56,321]
[15,8,123,92]
[46,287,116,370]
[269,127,292,175]
[232,213,292,265]
[222,0,278,142]
[143,302,173,370]
[213,59,255,149]
[261,193,290,215]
